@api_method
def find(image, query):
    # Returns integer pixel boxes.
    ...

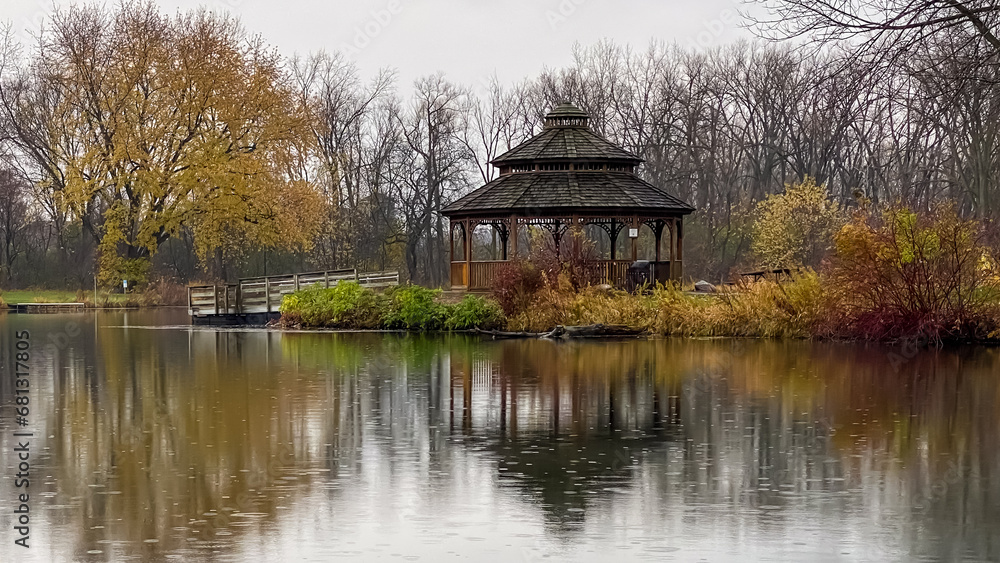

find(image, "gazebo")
[443,103,695,291]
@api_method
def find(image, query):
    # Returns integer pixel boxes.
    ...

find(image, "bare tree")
[0,168,30,284]
[745,0,1000,57]
[291,51,395,270]
[396,75,472,285]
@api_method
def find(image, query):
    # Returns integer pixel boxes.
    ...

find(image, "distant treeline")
[0,1,998,289]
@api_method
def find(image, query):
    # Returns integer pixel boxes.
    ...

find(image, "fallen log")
[542,324,645,339]
[472,328,544,339]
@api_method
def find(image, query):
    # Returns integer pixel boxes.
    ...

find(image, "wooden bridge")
[187,269,399,325]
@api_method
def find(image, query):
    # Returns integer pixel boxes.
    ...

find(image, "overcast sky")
[4,0,754,90]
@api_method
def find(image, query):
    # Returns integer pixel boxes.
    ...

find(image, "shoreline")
[5,307,998,347]
[264,321,1000,346]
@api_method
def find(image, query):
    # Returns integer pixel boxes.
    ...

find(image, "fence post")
[324,271,329,288]
[294,274,300,292]
[265,277,271,313]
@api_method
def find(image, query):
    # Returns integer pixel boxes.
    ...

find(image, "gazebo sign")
[442,102,696,291]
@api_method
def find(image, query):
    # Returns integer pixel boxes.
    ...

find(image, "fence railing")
[188,269,401,317]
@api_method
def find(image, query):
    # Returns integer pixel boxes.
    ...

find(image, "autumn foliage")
[824,204,1000,341]
[493,199,999,343]
[751,176,844,269]
[11,1,324,286]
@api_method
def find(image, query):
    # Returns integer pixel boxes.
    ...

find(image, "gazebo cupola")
[443,102,695,291]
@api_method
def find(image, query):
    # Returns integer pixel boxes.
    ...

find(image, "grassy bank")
[278,268,1000,343]
[0,290,143,308]
[0,282,191,309]
[495,270,1000,343]
[274,275,828,338]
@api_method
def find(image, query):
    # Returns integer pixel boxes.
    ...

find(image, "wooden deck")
[188,269,400,324]
[7,302,87,314]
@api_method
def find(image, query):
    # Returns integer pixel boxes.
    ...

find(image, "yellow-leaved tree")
[27,1,323,285]
[751,177,844,269]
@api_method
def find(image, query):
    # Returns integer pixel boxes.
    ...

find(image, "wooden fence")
[188,269,400,318]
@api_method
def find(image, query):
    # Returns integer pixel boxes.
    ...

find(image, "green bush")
[446,295,506,331]
[382,285,447,331]
[281,283,508,332]
[280,282,385,328]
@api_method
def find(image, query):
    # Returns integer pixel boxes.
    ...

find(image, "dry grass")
[505,271,826,338]
[652,273,824,338]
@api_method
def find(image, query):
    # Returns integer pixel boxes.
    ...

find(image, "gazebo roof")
[444,102,695,219]
[443,171,695,216]
[492,103,641,165]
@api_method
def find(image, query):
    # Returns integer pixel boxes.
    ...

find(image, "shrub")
[141,276,188,306]
[505,272,576,332]
[827,204,1000,341]
[445,295,506,331]
[490,259,544,316]
[280,283,510,331]
[490,229,603,318]
[279,282,384,328]
[529,227,602,290]
[382,285,447,331]
[752,176,844,269]
[505,273,660,333]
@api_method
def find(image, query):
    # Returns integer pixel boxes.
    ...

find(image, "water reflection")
[1,311,999,561]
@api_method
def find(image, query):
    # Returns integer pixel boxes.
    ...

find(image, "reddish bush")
[825,204,1000,342]
[528,227,602,291]
[490,259,544,316]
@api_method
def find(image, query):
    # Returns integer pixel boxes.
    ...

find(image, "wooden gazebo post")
[676,218,684,280]
[510,216,518,260]
[610,219,617,261]
[654,220,664,263]
[631,216,639,262]
[464,219,473,287]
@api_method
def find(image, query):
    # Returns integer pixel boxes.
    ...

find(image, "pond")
[1,310,999,561]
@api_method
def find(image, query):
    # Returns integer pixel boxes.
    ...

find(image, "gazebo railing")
[469,261,506,290]
[452,259,676,291]
[592,260,633,287]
